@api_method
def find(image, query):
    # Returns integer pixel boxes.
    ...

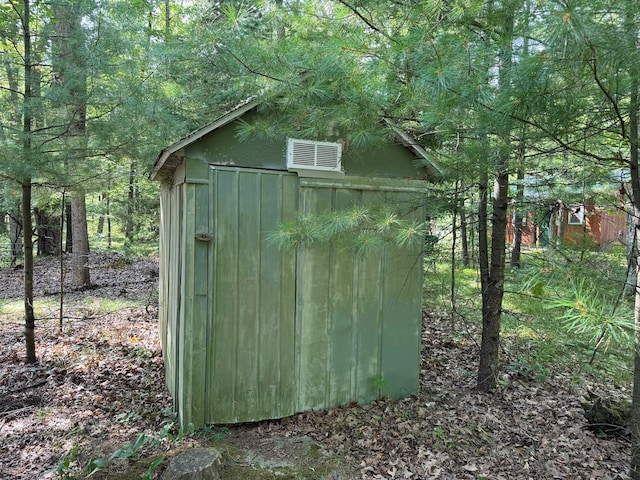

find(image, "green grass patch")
[0,297,60,323]
[428,244,633,385]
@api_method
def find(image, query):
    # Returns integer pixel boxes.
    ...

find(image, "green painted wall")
[206,168,298,423]
[182,109,428,179]
[158,165,427,426]
[295,179,424,412]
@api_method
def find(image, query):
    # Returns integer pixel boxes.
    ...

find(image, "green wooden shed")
[151,99,439,427]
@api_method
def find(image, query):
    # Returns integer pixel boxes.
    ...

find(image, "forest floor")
[0,252,632,479]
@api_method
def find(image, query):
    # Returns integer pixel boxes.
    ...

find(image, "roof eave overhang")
[382,118,443,178]
[150,97,260,181]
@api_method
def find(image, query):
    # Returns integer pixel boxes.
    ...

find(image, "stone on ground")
[162,448,222,480]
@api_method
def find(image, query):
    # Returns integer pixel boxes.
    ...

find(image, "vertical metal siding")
[158,184,183,405]
[207,167,298,423]
[163,168,426,426]
[379,192,424,398]
[296,186,424,412]
[177,182,209,427]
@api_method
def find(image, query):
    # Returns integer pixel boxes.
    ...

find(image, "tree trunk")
[97,211,104,235]
[629,110,640,480]
[510,151,526,268]
[477,156,509,392]
[65,201,72,252]
[71,191,90,287]
[53,0,91,287]
[460,194,470,267]
[9,212,22,267]
[477,2,514,393]
[106,193,112,248]
[34,205,59,256]
[22,0,36,363]
[511,208,523,267]
[450,180,459,330]
[628,8,640,474]
[22,181,36,363]
[548,204,557,246]
[125,160,135,241]
[0,211,7,235]
[557,201,566,245]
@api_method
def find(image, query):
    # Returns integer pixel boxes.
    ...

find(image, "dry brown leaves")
[259,312,630,479]
[0,253,171,480]
[0,254,632,479]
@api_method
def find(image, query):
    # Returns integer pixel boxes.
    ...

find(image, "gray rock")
[162,448,222,480]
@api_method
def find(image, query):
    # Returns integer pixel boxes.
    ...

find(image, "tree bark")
[22,181,36,363]
[548,204,557,246]
[460,190,470,266]
[477,1,514,392]
[65,201,72,252]
[629,100,640,480]
[477,153,509,392]
[53,0,91,287]
[557,201,566,245]
[9,212,22,267]
[450,180,459,330]
[510,140,526,268]
[628,8,640,475]
[71,191,90,287]
[22,0,36,363]
[125,160,135,241]
[34,205,59,256]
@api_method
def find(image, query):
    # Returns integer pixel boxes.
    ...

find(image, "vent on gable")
[287,138,344,177]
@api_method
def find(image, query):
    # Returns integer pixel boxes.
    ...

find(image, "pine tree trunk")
[34,206,59,256]
[65,202,72,252]
[557,202,566,245]
[125,161,135,241]
[0,211,6,235]
[460,195,470,267]
[511,161,526,268]
[478,161,509,392]
[71,191,90,287]
[629,142,640,480]
[548,205,557,246]
[53,0,90,281]
[22,0,36,363]
[627,9,640,473]
[9,212,22,267]
[106,193,112,248]
[477,2,513,393]
[22,181,36,363]
[97,211,104,235]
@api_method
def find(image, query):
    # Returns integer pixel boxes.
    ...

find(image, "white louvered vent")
[287,138,343,176]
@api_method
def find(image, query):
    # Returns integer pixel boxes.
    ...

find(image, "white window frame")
[567,205,585,226]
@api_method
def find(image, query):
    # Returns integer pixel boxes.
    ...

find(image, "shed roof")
[151,97,442,181]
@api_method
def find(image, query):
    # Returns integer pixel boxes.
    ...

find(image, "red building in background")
[507,202,627,248]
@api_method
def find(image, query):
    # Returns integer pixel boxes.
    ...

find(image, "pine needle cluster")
[268,205,427,257]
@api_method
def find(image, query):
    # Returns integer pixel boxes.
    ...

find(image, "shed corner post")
[178,160,211,429]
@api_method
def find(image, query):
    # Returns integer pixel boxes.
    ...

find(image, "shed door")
[295,180,424,412]
[206,167,298,423]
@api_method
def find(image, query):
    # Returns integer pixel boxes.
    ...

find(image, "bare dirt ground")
[0,252,632,479]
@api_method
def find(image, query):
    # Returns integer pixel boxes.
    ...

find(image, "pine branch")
[334,0,398,44]
[0,85,24,97]
[224,48,288,83]
[586,43,627,140]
